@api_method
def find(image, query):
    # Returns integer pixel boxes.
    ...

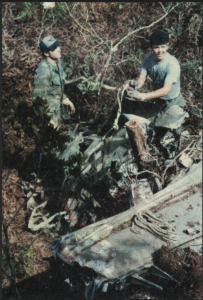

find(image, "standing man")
[33,36,75,128]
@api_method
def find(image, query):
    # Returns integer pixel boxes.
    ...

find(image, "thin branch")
[2,266,14,281]
[5,172,49,229]
[13,233,42,269]
[37,9,56,46]
[110,57,142,67]
[134,35,150,42]
[2,167,11,187]
[161,140,195,185]
[65,76,117,91]
[37,8,47,45]
[65,76,87,84]
[88,22,104,42]
[136,170,162,181]
[2,214,21,299]
[66,4,98,40]
[95,3,180,94]
[158,2,166,13]
[113,3,180,51]
[78,29,94,46]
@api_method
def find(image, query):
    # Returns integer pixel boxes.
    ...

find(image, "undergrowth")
[153,245,202,300]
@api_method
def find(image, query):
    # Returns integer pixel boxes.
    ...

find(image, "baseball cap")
[39,36,61,51]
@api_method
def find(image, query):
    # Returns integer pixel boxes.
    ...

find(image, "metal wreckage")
[22,90,202,299]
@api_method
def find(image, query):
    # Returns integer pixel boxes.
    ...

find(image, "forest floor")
[2,119,202,300]
[2,2,202,299]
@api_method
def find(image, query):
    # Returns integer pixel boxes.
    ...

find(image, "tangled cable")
[131,210,180,242]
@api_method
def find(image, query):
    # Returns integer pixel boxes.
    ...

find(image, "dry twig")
[161,140,195,185]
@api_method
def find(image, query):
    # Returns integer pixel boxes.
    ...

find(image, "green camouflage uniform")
[32,58,70,125]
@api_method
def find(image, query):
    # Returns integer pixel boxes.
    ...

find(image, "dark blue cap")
[39,36,61,51]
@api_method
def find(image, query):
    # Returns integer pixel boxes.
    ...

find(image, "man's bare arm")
[136,73,146,89]
[144,82,173,100]
[127,82,174,101]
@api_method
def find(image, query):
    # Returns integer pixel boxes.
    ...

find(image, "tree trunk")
[125,120,152,162]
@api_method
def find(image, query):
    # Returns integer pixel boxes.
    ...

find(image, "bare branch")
[161,140,196,185]
[66,3,103,42]
[2,214,21,299]
[95,3,180,93]
[113,3,180,50]
[158,2,166,13]
[136,170,162,181]
[65,76,118,91]
[5,172,49,229]
[2,167,11,187]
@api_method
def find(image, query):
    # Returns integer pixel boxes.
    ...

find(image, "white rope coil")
[131,210,180,242]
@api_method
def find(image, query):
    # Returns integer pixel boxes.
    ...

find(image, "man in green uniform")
[33,36,75,128]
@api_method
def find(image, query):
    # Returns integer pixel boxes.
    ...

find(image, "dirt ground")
[2,119,202,300]
[2,164,202,300]
[1,173,154,300]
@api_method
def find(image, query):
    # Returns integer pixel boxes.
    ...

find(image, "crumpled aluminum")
[155,105,189,129]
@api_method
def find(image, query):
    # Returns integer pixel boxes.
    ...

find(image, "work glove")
[62,98,75,114]
[129,80,140,89]
[124,80,140,89]
[127,88,146,101]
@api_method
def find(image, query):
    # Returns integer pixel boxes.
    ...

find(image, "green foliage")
[77,76,98,94]
[14,2,41,20]
[103,103,108,112]
[52,2,72,22]
[137,49,144,59]
[19,243,33,280]
[190,106,202,119]
[188,2,202,16]
[180,59,202,95]
[68,153,87,177]
[13,2,73,23]
[62,50,78,77]
[2,95,85,188]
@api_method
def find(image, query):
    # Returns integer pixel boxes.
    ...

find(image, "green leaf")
[92,85,98,91]
[25,2,32,8]
[24,265,30,275]
[14,11,28,20]
[14,11,27,20]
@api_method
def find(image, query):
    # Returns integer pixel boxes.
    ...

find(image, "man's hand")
[62,98,75,114]
[129,80,140,89]
[127,88,146,101]
[124,80,140,89]
[49,119,59,129]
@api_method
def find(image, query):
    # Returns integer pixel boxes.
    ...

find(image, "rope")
[131,210,180,242]
[87,83,129,159]
[113,82,129,130]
